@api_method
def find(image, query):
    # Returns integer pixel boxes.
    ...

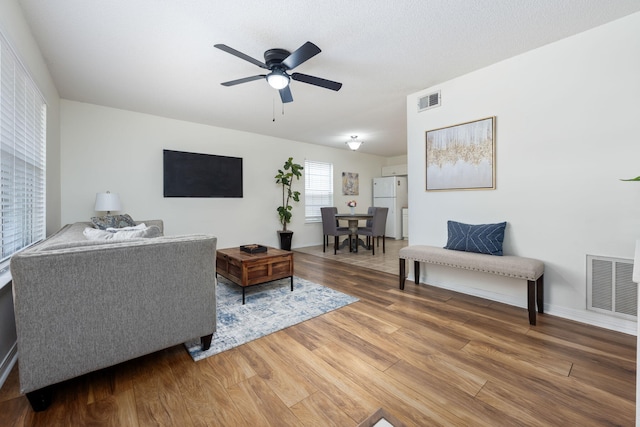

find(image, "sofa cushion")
[91,214,137,230]
[444,220,507,256]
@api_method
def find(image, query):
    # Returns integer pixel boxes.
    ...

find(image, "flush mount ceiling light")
[346,135,363,151]
[266,67,290,89]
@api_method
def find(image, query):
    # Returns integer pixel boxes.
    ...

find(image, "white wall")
[385,155,407,166]
[61,100,386,250]
[406,12,640,334]
[0,0,61,388]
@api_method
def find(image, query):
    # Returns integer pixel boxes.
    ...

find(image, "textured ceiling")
[17,0,640,157]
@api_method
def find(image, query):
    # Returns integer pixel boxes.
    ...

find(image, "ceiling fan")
[214,41,342,103]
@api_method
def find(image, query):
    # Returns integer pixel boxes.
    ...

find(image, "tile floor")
[294,237,408,275]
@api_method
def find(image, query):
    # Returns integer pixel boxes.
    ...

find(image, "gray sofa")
[10,220,217,411]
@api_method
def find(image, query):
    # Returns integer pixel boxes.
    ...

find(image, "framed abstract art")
[342,172,359,195]
[425,116,496,191]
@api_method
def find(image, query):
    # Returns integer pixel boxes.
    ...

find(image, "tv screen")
[163,149,243,198]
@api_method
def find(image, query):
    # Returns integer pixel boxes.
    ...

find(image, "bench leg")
[399,258,406,289]
[414,261,420,285]
[536,275,544,313]
[527,280,536,325]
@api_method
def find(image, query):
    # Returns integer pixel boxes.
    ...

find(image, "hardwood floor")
[0,251,636,426]
[294,238,407,275]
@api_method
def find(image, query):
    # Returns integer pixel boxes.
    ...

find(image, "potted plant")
[275,157,303,250]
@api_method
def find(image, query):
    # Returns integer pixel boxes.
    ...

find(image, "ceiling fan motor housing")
[264,49,291,69]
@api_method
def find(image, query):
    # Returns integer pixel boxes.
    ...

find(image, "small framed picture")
[342,172,359,195]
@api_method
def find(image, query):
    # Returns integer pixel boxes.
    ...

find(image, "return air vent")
[587,255,636,319]
[417,91,441,112]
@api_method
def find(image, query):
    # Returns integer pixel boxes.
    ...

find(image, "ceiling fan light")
[346,136,363,151]
[266,70,290,89]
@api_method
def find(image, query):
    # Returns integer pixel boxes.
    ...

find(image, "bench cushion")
[399,245,543,281]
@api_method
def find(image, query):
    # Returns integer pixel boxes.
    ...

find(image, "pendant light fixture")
[346,135,363,151]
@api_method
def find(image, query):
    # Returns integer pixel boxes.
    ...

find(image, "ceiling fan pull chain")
[272,97,275,122]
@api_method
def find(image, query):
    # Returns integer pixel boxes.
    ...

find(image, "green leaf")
[620,176,640,181]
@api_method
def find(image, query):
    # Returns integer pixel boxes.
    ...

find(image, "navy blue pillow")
[444,221,507,256]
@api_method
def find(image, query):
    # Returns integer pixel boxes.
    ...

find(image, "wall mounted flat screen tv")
[163,149,243,198]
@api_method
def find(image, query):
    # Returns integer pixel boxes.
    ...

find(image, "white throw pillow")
[84,226,148,241]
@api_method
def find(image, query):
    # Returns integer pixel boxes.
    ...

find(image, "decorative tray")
[240,244,268,254]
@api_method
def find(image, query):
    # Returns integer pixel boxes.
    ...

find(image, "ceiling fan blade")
[291,73,342,91]
[281,41,321,70]
[214,44,268,69]
[220,75,265,86]
[279,86,293,103]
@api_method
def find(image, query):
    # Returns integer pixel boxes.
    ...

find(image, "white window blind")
[304,160,333,222]
[0,32,47,266]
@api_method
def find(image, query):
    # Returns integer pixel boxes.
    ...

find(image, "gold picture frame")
[425,116,496,191]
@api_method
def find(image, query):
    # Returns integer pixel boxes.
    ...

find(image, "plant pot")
[278,230,294,251]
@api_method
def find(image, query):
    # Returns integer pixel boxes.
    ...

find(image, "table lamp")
[94,191,122,215]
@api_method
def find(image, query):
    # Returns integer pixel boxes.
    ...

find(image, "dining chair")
[358,207,388,255]
[364,206,376,228]
[320,207,351,254]
[358,206,376,245]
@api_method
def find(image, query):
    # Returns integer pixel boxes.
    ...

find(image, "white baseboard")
[544,304,636,335]
[0,342,17,390]
[411,275,636,336]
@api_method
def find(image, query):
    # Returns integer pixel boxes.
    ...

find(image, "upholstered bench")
[399,245,545,325]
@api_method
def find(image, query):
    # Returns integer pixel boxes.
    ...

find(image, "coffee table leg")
[242,287,246,305]
[290,276,294,291]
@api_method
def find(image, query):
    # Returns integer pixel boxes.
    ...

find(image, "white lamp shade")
[94,192,122,212]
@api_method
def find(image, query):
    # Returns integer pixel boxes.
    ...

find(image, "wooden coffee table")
[216,246,294,304]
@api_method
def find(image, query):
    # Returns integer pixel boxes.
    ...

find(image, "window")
[0,32,47,270]
[304,160,333,222]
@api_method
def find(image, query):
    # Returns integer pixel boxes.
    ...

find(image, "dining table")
[335,213,373,253]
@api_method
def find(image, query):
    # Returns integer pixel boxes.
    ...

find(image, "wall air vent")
[587,255,636,319]
[417,91,441,112]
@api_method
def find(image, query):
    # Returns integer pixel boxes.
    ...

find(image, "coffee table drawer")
[245,255,293,285]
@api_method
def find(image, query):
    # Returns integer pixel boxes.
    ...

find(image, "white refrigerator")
[373,176,408,239]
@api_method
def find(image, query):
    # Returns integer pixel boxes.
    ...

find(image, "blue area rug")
[184,275,359,361]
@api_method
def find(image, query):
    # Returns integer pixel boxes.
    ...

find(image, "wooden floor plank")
[313,341,468,426]
[384,359,528,426]
[195,358,248,427]
[228,375,302,426]
[239,335,317,407]
[289,390,360,427]
[203,347,256,389]
[131,348,194,426]
[275,327,381,422]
